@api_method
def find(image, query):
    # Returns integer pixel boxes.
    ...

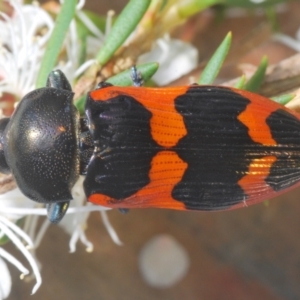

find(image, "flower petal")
[138,37,198,85]
[0,189,35,220]
[0,257,11,300]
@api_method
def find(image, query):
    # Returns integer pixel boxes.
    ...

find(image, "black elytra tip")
[46,70,72,91]
[47,201,70,223]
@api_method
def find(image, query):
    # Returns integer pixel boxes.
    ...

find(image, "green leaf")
[107,62,159,86]
[75,19,88,67]
[234,74,246,89]
[178,0,222,19]
[0,233,10,245]
[265,6,279,31]
[82,10,108,33]
[96,0,151,65]
[36,0,77,88]
[75,95,86,114]
[244,56,268,92]
[271,93,295,105]
[198,32,232,84]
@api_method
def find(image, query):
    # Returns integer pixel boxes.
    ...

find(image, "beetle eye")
[0,118,10,174]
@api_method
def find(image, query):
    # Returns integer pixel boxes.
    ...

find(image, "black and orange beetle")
[1,68,300,223]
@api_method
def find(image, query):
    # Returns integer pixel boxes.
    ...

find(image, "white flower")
[138,35,198,86]
[0,256,11,299]
[0,202,41,296]
[0,0,103,99]
[0,0,54,98]
[60,176,123,253]
[0,181,122,297]
[0,188,35,220]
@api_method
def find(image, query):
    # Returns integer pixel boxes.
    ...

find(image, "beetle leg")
[46,70,72,91]
[46,201,70,223]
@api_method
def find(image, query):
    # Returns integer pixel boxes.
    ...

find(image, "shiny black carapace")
[2,69,300,223]
[0,71,80,222]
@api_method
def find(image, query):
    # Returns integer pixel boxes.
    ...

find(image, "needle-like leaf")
[36,0,77,88]
[198,32,232,85]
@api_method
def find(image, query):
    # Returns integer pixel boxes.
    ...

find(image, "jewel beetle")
[1,68,300,223]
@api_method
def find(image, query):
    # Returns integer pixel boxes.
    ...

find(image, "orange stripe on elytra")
[88,151,187,210]
[238,155,277,200]
[237,96,278,145]
[233,88,300,146]
[90,86,189,148]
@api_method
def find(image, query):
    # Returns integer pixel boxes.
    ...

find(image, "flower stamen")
[0,247,29,276]
[100,211,122,246]
[0,217,41,294]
